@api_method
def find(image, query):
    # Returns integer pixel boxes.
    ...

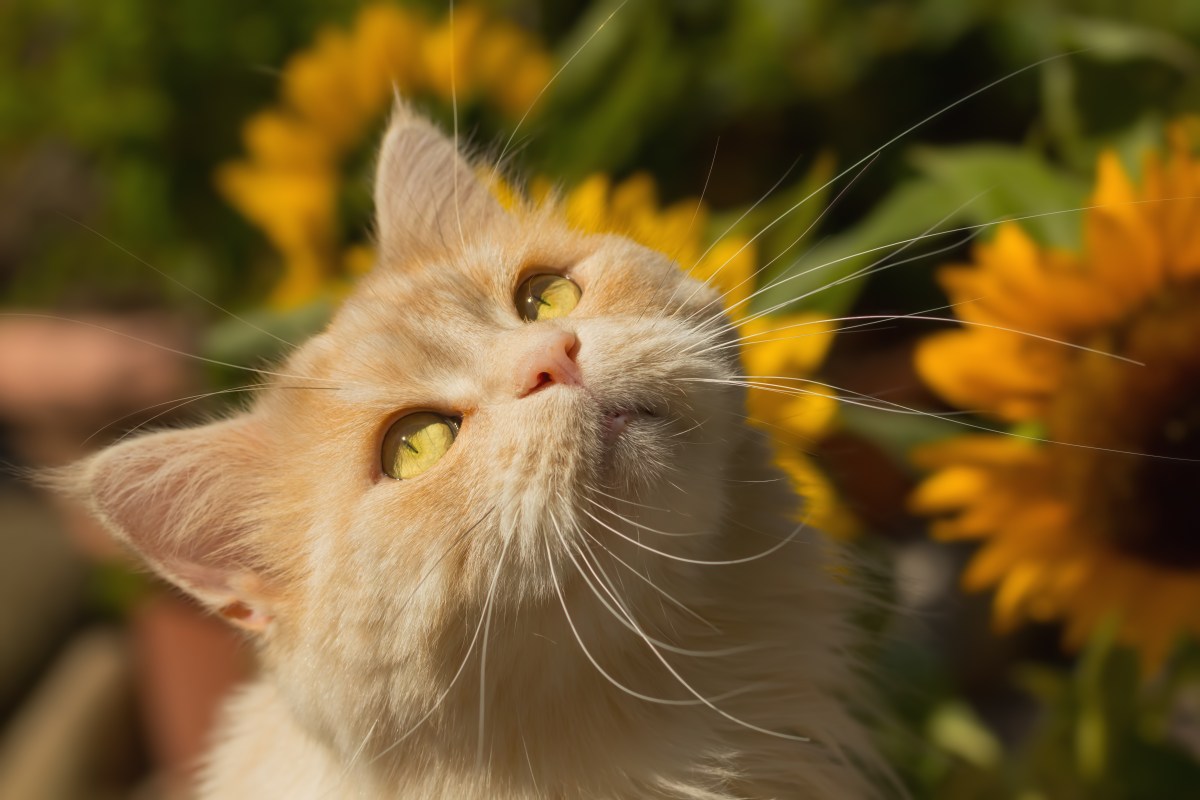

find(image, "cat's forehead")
[276,216,695,408]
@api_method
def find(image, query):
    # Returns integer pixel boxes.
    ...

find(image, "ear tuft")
[373,99,508,263]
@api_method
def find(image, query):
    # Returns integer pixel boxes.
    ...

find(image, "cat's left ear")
[62,417,281,634]
[373,100,509,262]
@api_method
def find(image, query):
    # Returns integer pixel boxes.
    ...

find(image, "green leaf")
[838,403,965,472]
[1061,15,1200,73]
[203,298,334,383]
[910,144,1089,248]
[928,701,1005,769]
[757,177,963,318]
[758,144,1088,319]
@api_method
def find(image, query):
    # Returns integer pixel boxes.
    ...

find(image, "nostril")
[517,331,583,398]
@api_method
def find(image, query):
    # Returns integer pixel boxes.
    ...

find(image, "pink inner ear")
[373,102,509,262]
[218,601,272,633]
[83,417,275,631]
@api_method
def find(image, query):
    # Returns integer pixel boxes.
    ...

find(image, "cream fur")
[65,103,888,799]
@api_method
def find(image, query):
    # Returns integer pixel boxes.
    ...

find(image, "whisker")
[568,526,753,659]
[493,0,630,172]
[584,482,680,516]
[682,376,1200,463]
[573,520,721,633]
[697,310,1145,367]
[701,196,984,336]
[562,518,811,744]
[579,507,803,566]
[109,385,269,444]
[543,519,712,706]
[639,136,723,325]
[0,312,347,385]
[83,383,271,446]
[59,213,296,348]
[478,544,496,768]
[364,510,512,768]
[582,494,704,537]
[680,152,880,325]
[687,53,1075,323]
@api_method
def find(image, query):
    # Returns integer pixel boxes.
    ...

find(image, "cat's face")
[72,105,750,747]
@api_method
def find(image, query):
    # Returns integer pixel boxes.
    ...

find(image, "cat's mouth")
[602,405,658,439]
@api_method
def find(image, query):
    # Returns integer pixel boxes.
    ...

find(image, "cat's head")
[67,103,755,749]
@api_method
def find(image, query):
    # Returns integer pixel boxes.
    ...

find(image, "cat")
[60,102,886,799]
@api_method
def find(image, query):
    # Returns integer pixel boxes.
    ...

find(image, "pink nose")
[517,330,582,397]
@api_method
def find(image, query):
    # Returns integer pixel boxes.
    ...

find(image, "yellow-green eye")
[381,412,459,480]
[516,273,581,321]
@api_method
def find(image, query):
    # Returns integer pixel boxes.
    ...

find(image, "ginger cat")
[65,104,884,799]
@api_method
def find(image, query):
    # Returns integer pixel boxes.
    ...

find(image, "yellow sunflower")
[217,2,553,307]
[911,125,1200,670]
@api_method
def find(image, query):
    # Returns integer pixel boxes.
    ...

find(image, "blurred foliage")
[5,1,1200,798]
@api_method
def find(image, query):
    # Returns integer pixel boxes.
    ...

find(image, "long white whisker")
[365,519,514,767]
[682,376,1200,462]
[573,520,721,632]
[564,520,811,743]
[579,507,803,566]
[450,0,467,249]
[494,0,630,171]
[477,548,496,768]
[698,310,1144,367]
[685,52,1075,324]
[0,312,346,385]
[680,152,880,324]
[60,214,296,348]
[582,494,703,537]
[542,521,711,706]
[554,501,748,657]
[564,527,751,658]
[584,482,679,515]
[108,385,272,444]
[83,383,272,445]
[703,195,985,336]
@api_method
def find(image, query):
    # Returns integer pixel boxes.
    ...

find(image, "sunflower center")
[1051,283,1200,568]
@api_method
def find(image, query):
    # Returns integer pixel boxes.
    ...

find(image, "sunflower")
[911,126,1200,670]
[217,2,553,307]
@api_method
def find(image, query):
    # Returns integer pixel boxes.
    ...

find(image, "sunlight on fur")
[58,103,887,799]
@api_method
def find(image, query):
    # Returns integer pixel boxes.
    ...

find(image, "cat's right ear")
[372,100,509,262]
[57,417,281,634]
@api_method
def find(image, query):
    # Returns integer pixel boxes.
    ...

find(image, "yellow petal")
[283,30,369,147]
[1084,150,1163,304]
[422,5,486,102]
[563,174,613,233]
[241,112,333,168]
[909,466,988,514]
[692,236,756,319]
[914,330,1064,421]
[351,3,427,109]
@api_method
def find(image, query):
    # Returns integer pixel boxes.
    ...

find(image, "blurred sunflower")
[217,2,553,307]
[911,125,1200,670]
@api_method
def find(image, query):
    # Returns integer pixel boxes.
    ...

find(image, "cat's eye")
[515,273,581,322]
[381,412,459,480]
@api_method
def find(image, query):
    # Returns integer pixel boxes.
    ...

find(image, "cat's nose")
[516,330,582,398]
